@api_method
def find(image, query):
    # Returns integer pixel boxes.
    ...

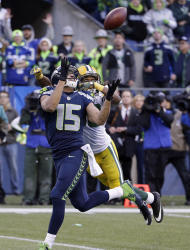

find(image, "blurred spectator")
[68,40,91,67]
[57,26,74,58]
[0,48,3,86]
[0,91,20,195]
[5,29,34,86]
[169,0,190,38]
[21,13,54,53]
[143,29,176,88]
[121,0,147,51]
[0,104,8,204]
[133,94,145,183]
[36,37,59,80]
[108,90,141,180]
[175,36,190,87]
[89,29,113,80]
[0,3,12,48]
[73,0,98,15]
[20,91,53,205]
[102,32,136,88]
[139,93,173,194]
[96,0,127,23]
[166,0,175,7]
[143,0,177,43]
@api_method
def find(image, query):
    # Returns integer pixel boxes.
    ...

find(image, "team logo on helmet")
[78,65,100,82]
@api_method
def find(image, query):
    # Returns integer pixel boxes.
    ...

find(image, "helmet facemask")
[64,65,79,89]
[77,65,101,92]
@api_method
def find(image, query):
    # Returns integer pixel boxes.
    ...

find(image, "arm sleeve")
[3,18,12,41]
[143,11,155,34]
[144,50,151,67]
[168,49,176,74]
[45,24,54,41]
[138,110,151,130]
[39,86,54,99]
[168,11,177,29]
[0,106,8,123]
[5,48,14,67]
[125,124,142,136]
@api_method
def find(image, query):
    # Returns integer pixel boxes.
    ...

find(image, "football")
[104,7,127,30]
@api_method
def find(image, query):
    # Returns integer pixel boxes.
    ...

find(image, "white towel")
[81,144,103,177]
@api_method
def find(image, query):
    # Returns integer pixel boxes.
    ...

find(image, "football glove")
[59,57,70,81]
[106,79,120,101]
[30,66,43,80]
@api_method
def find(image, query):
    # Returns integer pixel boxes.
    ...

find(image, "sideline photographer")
[174,91,190,145]
[139,92,173,194]
[20,90,53,205]
[161,93,190,205]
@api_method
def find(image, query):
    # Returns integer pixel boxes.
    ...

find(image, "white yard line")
[0,207,190,214]
[166,214,190,218]
[0,235,104,250]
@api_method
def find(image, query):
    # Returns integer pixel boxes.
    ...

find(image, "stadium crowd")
[0,1,190,208]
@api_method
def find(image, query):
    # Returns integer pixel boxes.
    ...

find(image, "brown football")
[104,7,127,30]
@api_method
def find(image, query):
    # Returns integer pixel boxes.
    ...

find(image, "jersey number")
[56,104,81,131]
[154,49,163,65]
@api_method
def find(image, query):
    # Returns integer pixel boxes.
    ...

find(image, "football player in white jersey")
[77,65,164,224]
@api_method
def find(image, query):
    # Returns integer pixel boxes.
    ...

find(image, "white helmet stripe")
[86,65,92,72]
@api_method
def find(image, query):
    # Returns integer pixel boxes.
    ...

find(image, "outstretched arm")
[86,100,111,125]
[40,80,65,112]
[86,80,119,125]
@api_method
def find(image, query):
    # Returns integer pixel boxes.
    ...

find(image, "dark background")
[2,0,53,31]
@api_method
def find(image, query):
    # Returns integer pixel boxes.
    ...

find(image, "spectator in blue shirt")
[20,90,53,205]
[5,29,34,86]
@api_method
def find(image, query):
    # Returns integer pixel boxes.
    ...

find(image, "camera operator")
[0,105,8,204]
[162,94,190,205]
[20,90,53,205]
[139,92,174,194]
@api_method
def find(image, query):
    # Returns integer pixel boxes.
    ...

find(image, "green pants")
[23,146,53,204]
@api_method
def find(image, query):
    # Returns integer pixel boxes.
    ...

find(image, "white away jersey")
[83,91,111,154]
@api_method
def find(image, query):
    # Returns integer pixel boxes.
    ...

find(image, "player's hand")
[59,57,70,81]
[106,79,120,101]
[30,66,43,80]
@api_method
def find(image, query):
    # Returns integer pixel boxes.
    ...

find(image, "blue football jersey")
[40,87,93,159]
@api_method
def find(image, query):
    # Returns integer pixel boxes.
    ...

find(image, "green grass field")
[0,196,190,250]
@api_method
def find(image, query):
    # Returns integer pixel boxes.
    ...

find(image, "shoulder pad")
[40,86,54,95]
[78,91,94,101]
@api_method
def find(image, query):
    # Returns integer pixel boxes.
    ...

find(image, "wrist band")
[36,74,44,80]
[94,82,104,92]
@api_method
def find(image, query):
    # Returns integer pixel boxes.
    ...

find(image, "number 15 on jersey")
[56,104,81,131]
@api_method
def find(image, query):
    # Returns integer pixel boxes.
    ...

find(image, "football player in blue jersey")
[33,59,152,250]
